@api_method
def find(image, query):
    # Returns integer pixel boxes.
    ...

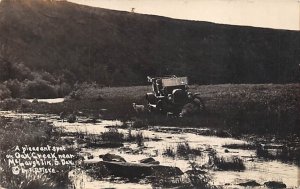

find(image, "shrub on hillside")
[0,98,31,111]
[68,82,103,100]
[23,79,58,99]
[4,79,22,98]
[39,71,57,84]
[11,63,33,81]
[56,82,72,97]
[0,84,11,100]
[0,60,33,82]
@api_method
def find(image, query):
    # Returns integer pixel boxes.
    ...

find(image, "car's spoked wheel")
[147,104,154,113]
[156,100,163,113]
[156,100,168,114]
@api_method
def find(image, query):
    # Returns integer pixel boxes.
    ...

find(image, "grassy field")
[1,83,299,136]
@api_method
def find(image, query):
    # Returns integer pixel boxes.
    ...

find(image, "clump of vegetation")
[4,79,22,98]
[256,145,270,159]
[0,46,71,99]
[68,82,104,101]
[119,120,129,129]
[187,161,218,189]
[0,84,11,100]
[66,113,77,123]
[84,134,101,148]
[0,67,72,99]
[176,142,202,158]
[22,79,58,99]
[256,144,300,165]
[163,142,202,159]
[132,118,148,128]
[213,156,245,171]
[0,98,31,111]
[127,130,144,146]
[135,132,144,146]
[100,128,124,143]
[208,150,245,171]
[163,146,176,158]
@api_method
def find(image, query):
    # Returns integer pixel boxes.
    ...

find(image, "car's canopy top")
[161,77,188,87]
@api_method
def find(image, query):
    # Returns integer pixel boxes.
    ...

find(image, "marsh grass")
[187,161,219,189]
[126,131,144,146]
[214,156,245,171]
[163,142,202,159]
[208,150,245,171]
[135,132,144,146]
[256,144,300,165]
[74,128,126,148]
[101,128,124,143]
[163,147,176,158]
[81,128,146,148]
[84,134,106,148]
[176,142,202,158]
[207,149,245,171]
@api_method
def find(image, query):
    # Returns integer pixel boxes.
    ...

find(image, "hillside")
[0,0,300,86]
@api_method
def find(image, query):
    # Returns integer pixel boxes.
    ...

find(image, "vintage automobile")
[146,75,204,115]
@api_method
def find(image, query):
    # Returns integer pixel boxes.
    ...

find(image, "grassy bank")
[0,118,76,189]
[0,83,299,136]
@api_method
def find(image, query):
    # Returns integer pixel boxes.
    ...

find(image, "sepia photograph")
[0,0,299,188]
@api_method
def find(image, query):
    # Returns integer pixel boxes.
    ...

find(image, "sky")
[68,0,300,31]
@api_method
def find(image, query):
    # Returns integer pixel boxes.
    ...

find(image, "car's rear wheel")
[156,100,163,112]
[156,100,168,113]
[146,93,156,104]
[147,104,155,113]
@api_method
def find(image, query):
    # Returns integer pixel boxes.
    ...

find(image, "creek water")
[26,98,65,104]
[0,110,299,189]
